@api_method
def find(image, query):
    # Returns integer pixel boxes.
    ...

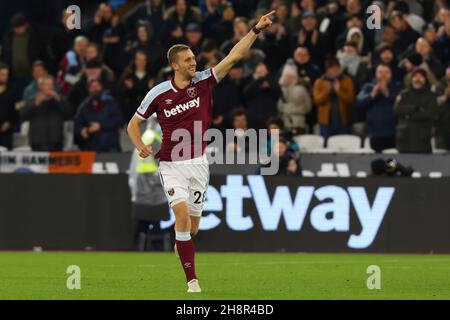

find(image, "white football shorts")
[158,153,209,217]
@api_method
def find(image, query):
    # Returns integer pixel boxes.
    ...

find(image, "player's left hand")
[255,10,275,30]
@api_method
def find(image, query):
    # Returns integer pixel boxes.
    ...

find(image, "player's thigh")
[187,162,210,217]
[158,162,189,209]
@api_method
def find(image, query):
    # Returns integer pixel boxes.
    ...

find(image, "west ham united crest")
[167,188,175,196]
[186,87,197,98]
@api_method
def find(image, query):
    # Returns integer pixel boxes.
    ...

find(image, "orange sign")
[48,152,95,173]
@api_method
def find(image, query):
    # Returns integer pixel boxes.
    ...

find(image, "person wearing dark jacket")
[75,79,123,152]
[434,67,450,150]
[68,59,115,115]
[243,62,281,130]
[0,64,18,150]
[118,51,155,123]
[394,67,438,153]
[357,64,402,152]
[273,137,302,176]
[1,14,47,93]
[21,76,72,151]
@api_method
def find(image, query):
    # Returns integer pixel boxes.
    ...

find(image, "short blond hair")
[167,44,190,64]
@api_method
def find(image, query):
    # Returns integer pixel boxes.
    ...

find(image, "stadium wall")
[0,174,449,253]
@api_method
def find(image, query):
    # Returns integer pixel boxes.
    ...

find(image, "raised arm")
[214,10,275,81]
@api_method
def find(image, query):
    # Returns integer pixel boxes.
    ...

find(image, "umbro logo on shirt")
[163,97,200,118]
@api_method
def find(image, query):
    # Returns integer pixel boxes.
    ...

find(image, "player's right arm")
[214,10,275,81]
[127,115,152,158]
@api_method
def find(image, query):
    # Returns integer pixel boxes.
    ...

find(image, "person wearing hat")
[185,23,203,56]
[74,79,123,152]
[294,10,326,65]
[394,67,438,153]
[68,59,115,114]
[1,14,47,92]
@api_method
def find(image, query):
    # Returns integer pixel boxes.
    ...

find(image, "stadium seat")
[120,127,134,152]
[382,148,399,154]
[293,134,324,152]
[63,121,75,151]
[12,121,30,149]
[13,146,32,152]
[431,137,449,154]
[326,135,362,151]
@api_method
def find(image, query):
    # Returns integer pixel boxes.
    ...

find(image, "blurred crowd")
[0,0,449,168]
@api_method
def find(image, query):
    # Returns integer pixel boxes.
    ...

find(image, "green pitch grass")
[0,252,449,300]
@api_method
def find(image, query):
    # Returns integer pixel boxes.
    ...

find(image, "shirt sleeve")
[135,88,158,120]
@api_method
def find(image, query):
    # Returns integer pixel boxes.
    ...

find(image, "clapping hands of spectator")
[88,122,101,134]
[291,3,301,17]
[253,63,268,80]
[287,159,298,174]
[172,26,184,39]
[81,127,90,139]
[124,78,134,89]
[332,80,340,92]
[0,121,11,133]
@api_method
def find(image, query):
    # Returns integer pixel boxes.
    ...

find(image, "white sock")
[175,231,191,241]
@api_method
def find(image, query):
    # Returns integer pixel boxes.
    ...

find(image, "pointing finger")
[263,10,276,18]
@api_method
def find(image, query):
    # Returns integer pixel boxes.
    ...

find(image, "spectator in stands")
[123,0,164,41]
[226,107,249,153]
[48,10,83,74]
[266,116,300,156]
[390,1,425,34]
[394,67,438,153]
[293,11,327,65]
[23,61,61,103]
[1,14,47,94]
[211,62,246,131]
[357,64,402,152]
[102,13,127,76]
[243,62,281,130]
[259,5,290,73]
[390,10,421,56]
[119,51,155,123]
[74,79,123,152]
[85,43,115,80]
[0,64,17,150]
[434,67,450,150]
[185,23,203,55]
[272,137,302,176]
[335,14,369,56]
[371,45,402,81]
[220,17,253,54]
[313,57,355,139]
[199,0,222,38]
[125,22,165,78]
[162,0,202,47]
[57,36,89,95]
[87,3,115,44]
[435,8,450,66]
[68,60,115,114]
[209,2,235,47]
[290,46,321,90]
[411,37,444,85]
[21,76,71,151]
[197,39,224,70]
[337,41,369,91]
[277,62,312,135]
